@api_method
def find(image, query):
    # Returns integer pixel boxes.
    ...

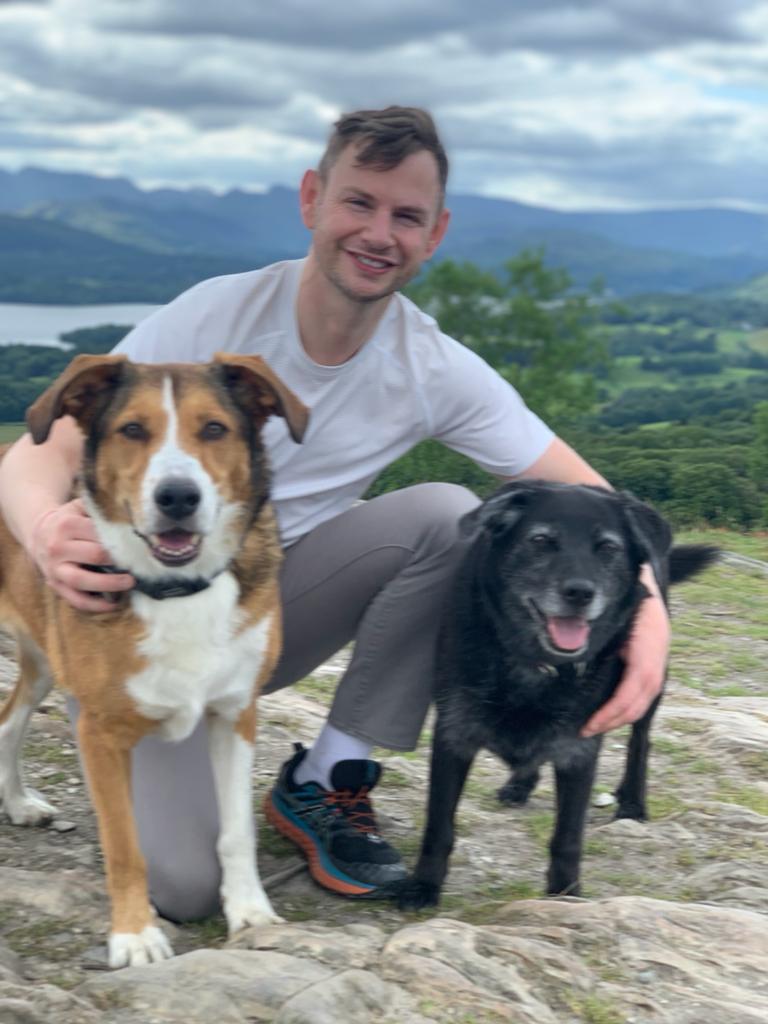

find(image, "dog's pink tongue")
[547,616,590,651]
[159,529,194,550]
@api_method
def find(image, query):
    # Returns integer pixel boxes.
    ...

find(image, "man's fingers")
[581,676,656,737]
[56,563,134,595]
[51,581,126,613]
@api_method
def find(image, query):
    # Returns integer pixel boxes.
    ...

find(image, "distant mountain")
[0,214,266,303]
[1,166,767,301]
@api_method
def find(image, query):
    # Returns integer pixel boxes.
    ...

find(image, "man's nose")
[361,208,394,248]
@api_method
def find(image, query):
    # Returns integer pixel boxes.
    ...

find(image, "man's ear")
[299,169,322,231]
[425,206,450,260]
[213,352,309,443]
[25,354,129,444]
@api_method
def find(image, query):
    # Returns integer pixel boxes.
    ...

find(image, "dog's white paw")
[108,925,174,969]
[225,892,284,934]
[4,787,57,826]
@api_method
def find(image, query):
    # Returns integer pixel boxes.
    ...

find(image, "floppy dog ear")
[458,482,537,538]
[25,354,129,445]
[213,353,309,443]
[618,491,673,566]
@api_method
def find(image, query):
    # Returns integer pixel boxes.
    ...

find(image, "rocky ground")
[1,555,766,1023]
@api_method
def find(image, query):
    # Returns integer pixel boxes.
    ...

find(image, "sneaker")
[263,743,407,898]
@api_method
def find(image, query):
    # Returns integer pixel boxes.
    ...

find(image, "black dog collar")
[84,563,221,601]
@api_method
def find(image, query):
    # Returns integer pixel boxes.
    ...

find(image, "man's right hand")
[31,498,135,612]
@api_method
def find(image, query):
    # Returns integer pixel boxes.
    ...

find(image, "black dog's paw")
[614,801,648,822]
[497,778,535,806]
[393,878,441,912]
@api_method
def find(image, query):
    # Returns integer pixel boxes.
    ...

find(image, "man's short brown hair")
[318,106,449,203]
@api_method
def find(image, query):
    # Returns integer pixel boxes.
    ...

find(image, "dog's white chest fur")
[126,573,270,741]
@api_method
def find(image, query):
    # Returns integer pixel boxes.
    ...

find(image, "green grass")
[675,528,768,561]
[0,422,25,443]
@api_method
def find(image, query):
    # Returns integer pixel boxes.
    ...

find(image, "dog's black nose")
[561,578,596,607]
[154,479,201,520]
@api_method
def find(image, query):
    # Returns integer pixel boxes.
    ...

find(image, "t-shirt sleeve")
[429,338,555,478]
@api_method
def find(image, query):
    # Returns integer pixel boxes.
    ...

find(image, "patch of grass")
[568,993,624,1024]
[5,917,91,962]
[666,718,708,736]
[182,915,228,946]
[716,783,768,816]
[0,423,25,443]
[521,809,554,849]
[647,791,687,818]
[443,878,541,924]
[293,673,336,704]
[738,750,768,774]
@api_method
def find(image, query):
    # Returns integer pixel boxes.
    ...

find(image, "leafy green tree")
[748,402,768,485]
[408,250,609,430]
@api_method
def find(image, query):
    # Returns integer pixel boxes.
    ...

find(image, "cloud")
[0,0,766,208]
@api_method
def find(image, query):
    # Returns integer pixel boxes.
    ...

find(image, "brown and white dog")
[0,352,308,968]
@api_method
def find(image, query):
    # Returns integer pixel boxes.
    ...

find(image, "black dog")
[396,481,717,908]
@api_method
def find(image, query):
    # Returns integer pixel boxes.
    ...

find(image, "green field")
[0,423,25,444]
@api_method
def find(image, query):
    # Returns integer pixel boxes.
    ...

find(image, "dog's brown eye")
[118,422,148,441]
[200,421,228,440]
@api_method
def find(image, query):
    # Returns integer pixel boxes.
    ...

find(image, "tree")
[408,250,609,430]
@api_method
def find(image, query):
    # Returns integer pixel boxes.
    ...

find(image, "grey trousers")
[71,482,479,920]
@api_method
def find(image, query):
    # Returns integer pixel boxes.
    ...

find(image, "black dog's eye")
[118,422,148,441]
[529,532,557,551]
[200,421,229,440]
[596,538,621,555]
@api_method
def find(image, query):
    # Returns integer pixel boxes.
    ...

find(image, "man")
[0,107,670,917]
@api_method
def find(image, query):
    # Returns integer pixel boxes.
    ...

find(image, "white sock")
[294,722,373,790]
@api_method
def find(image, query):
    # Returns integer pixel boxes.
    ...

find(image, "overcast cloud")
[0,0,766,210]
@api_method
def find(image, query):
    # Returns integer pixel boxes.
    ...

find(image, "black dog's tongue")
[547,616,590,651]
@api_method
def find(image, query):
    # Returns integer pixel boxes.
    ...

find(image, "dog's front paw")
[108,925,174,968]
[225,892,284,935]
[4,787,57,826]
[393,877,441,912]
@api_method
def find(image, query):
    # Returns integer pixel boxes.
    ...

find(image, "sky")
[1,0,767,211]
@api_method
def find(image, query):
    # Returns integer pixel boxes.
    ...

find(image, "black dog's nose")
[561,578,596,607]
[154,479,201,520]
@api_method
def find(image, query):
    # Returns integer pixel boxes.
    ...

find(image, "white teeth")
[150,534,201,557]
[357,255,389,269]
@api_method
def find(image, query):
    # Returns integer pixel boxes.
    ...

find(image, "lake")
[0,302,161,348]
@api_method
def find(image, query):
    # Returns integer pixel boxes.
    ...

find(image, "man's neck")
[296,253,393,366]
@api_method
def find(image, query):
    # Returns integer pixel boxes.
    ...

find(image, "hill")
[1,166,767,300]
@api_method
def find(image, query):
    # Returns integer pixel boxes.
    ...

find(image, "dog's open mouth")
[147,529,202,566]
[527,599,592,656]
[545,616,591,653]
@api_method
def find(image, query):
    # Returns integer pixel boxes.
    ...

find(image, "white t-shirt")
[114,259,554,545]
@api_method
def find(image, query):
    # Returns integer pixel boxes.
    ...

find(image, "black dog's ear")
[618,491,673,565]
[459,482,536,538]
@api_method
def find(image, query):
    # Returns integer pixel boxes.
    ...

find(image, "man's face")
[300,143,450,304]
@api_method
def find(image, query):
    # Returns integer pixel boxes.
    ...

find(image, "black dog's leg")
[396,722,475,911]
[497,766,540,806]
[547,740,601,897]
[614,693,662,820]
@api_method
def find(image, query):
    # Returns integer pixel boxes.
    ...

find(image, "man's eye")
[200,421,228,440]
[118,422,148,441]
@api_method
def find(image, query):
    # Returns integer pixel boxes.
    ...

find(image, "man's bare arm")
[0,418,133,611]
[509,436,671,736]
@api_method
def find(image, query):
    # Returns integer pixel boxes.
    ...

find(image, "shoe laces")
[325,786,378,834]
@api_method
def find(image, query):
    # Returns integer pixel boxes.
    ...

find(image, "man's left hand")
[581,586,670,737]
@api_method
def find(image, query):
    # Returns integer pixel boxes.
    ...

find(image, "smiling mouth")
[349,251,396,273]
[145,529,202,567]
[527,600,591,656]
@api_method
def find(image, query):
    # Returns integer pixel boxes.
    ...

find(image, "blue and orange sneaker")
[263,743,407,898]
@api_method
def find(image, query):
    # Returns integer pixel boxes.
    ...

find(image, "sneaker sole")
[262,791,379,898]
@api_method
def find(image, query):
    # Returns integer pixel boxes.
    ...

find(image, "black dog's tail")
[669,544,720,585]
